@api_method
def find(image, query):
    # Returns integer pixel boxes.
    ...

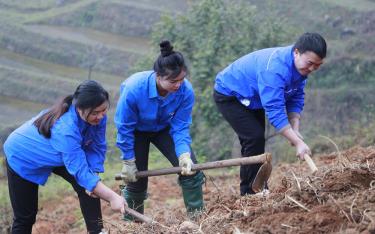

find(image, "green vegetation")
[0,0,374,228]
[132,0,296,159]
[318,0,375,11]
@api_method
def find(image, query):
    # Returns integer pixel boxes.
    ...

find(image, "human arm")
[258,71,291,132]
[170,86,194,157]
[92,181,126,213]
[170,85,194,174]
[258,71,310,159]
[114,86,138,160]
[84,116,107,173]
[286,80,306,139]
[280,127,310,159]
[114,85,139,182]
[50,126,101,191]
[288,112,303,140]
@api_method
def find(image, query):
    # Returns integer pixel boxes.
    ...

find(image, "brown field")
[24,145,375,234]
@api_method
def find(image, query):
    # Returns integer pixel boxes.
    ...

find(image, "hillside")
[0,0,374,232]
[0,0,187,130]
[2,145,371,233]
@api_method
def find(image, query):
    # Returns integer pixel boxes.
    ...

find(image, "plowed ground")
[29,146,375,233]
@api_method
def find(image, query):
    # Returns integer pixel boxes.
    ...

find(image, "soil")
[8,146,375,233]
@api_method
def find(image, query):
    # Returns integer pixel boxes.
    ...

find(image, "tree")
[133,0,295,160]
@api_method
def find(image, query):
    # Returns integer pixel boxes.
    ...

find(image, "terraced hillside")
[0,0,374,154]
[0,0,374,233]
[0,0,187,130]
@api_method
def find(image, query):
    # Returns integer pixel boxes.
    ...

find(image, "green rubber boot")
[178,171,205,219]
[122,189,147,221]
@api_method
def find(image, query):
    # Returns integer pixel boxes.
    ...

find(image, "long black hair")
[34,80,109,138]
[153,40,187,80]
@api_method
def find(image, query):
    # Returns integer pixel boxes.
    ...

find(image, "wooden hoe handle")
[124,206,154,224]
[304,154,318,173]
[115,153,271,180]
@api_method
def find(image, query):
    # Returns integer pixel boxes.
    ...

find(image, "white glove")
[178,152,195,176]
[121,159,138,183]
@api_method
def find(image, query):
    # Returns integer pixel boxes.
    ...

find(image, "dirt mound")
[30,146,375,233]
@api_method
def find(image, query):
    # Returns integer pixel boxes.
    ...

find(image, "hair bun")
[160,40,174,57]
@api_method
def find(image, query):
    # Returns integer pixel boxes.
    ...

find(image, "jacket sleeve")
[114,86,138,160]
[170,87,194,157]
[50,126,100,192]
[258,71,290,131]
[285,80,306,114]
[85,116,107,173]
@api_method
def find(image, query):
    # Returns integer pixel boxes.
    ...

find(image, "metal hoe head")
[252,157,272,193]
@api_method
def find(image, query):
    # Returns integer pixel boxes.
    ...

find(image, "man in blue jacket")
[214,32,327,196]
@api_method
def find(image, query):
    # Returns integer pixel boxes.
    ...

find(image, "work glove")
[121,158,138,183]
[295,141,311,160]
[178,152,195,176]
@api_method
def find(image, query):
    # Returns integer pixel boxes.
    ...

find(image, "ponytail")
[34,95,73,138]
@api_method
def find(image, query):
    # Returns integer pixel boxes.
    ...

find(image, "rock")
[341,27,356,37]
[179,221,199,233]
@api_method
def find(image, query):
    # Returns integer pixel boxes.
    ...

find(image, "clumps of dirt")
[105,146,374,234]
[32,196,84,233]
[26,145,375,233]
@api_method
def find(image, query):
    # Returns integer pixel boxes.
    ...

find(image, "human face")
[156,70,186,96]
[293,49,324,76]
[77,101,109,125]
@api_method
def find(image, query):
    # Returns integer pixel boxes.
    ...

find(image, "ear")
[77,108,86,120]
[293,48,300,56]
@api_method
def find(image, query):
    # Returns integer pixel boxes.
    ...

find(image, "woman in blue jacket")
[115,40,204,220]
[4,80,126,234]
[214,32,327,196]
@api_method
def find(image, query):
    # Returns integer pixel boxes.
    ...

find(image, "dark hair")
[294,32,327,59]
[153,40,187,80]
[34,80,109,138]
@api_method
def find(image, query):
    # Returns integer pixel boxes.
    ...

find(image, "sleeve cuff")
[278,124,291,133]
[176,145,190,158]
[86,176,100,192]
[122,154,135,160]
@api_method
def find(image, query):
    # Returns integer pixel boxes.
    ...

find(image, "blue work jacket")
[114,71,194,160]
[214,45,307,131]
[4,104,106,191]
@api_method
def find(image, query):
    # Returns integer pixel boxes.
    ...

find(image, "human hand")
[295,141,311,160]
[178,152,195,176]
[121,159,138,183]
[109,193,127,214]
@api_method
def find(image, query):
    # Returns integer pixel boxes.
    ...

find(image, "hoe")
[114,152,317,223]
